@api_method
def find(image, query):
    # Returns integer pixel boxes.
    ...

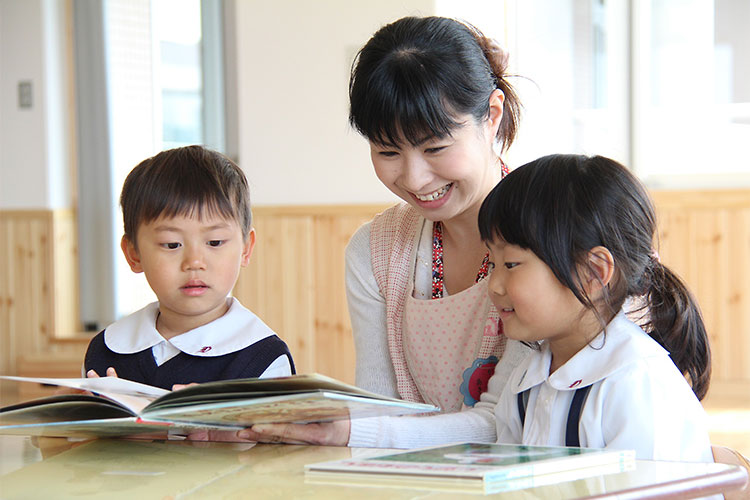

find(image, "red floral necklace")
[431,160,509,300]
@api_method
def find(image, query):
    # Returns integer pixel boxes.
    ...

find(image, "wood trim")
[650,189,750,209]
[251,204,394,217]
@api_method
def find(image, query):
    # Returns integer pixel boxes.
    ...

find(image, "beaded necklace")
[431,160,509,300]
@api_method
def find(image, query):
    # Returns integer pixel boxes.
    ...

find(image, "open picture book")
[0,373,438,438]
[305,442,636,494]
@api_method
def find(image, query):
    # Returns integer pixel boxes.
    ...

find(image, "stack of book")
[305,442,636,494]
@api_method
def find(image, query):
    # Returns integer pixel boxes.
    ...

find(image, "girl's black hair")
[349,16,521,150]
[120,145,252,247]
[478,154,711,399]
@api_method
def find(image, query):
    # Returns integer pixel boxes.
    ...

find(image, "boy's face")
[121,212,254,336]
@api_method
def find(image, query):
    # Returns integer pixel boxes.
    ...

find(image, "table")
[0,436,747,499]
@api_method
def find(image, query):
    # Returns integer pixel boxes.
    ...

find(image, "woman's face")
[368,94,504,224]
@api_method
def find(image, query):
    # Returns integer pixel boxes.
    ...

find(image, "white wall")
[234,0,436,206]
[0,0,71,209]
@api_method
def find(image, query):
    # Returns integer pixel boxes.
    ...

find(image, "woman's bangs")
[355,55,461,146]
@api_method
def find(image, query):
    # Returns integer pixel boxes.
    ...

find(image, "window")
[75,0,226,330]
[633,0,750,186]
[502,0,749,187]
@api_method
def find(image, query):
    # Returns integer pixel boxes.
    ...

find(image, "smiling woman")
[242,15,529,449]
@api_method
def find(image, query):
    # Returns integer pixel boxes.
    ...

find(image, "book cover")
[0,373,438,438]
[305,442,635,494]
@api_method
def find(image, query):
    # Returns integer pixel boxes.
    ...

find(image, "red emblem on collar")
[569,379,582,388]
[198,346,212,353]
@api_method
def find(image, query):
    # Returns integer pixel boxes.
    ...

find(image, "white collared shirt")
[495,311,713,462]
[100,297,290,378]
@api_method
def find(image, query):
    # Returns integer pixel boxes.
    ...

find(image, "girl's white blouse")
[495,311,713,462]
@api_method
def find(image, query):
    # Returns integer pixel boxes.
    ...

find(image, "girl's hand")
[236,419,351,446]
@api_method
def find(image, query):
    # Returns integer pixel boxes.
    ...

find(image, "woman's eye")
[162,242,180,250]
[504,262,519,269]
[208,240,224,247]
[425,146,446,154]
[487,261,496,271]
[378,151,399,158]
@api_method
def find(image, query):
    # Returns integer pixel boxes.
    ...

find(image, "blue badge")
[459,356,499,406]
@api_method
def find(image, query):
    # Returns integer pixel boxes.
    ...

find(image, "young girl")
[478,154,713,462]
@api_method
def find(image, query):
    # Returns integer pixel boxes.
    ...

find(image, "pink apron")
[402,279,506,412]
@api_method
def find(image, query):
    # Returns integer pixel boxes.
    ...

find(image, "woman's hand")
[236,419,351,446]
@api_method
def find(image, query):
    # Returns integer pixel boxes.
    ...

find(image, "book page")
[0,376,168,414]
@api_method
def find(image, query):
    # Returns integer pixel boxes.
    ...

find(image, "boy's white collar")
[103,297,276,357]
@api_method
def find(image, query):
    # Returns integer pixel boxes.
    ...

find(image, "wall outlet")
[18,81,33,109]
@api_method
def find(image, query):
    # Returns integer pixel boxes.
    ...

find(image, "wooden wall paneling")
[652,190,750,400]
[5,196,747,400]
[279,216,316,374]
[32,214,53,353]
[0,214,13,377]
[1,210,82,401]
[693,209,724,380]
[729,211,750,381]
[235,206,387,383]
[52,210,79,339]
[235,213,317,374]
[312,213,371,384]
[0,212,51,376]
[236,215,285,355]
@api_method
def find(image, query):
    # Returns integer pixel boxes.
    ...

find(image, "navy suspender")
[516,385,592,447]
[564,385,592,447]
[516,389,530,427]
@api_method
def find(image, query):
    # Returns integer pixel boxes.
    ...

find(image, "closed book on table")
[305,442,636,494]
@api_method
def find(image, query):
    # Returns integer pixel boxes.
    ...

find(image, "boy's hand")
[50,366,117,397]
[171,383,198,391]
[85,367,118,378]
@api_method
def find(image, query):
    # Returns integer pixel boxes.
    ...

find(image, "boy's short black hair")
[120,145,252,246]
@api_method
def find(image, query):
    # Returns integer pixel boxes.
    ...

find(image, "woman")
[243,15,528,448]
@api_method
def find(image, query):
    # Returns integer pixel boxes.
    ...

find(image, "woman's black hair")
[478,154,711,399]
[120,145,252,247]
[349,16,521,150]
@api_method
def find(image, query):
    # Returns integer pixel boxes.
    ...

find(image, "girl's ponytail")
[641,259,711,400]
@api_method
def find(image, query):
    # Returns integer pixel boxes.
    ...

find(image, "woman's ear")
[582,246,615,298]
[240,228,256,267]
[120,235,143,273]
[487,88,505,138]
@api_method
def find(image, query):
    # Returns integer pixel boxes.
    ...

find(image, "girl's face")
[368,94,504,224]
[486,238,592,353]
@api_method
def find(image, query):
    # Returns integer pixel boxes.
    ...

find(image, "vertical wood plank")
[279,216,315,374]
[651,190,750,399]
[52,210,79,338]
[0,215,12,377]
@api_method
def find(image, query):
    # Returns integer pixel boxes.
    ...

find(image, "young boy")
[84,146,294,389]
